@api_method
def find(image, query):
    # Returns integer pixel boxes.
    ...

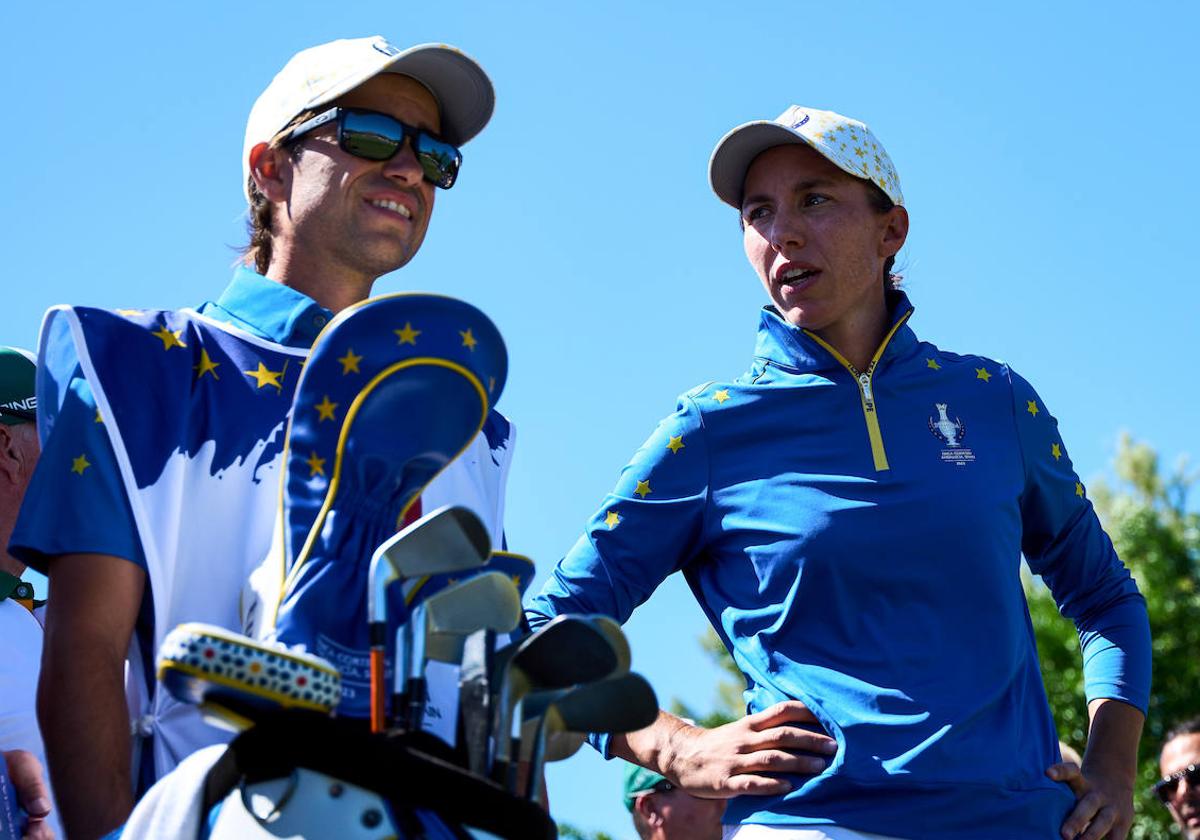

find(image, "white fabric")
[0,599,63,840]
[724,825,907,840]
[120,744,224,840]
[56,308,312,782]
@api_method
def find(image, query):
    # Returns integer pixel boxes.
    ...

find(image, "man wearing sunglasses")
[10,36,496,839]
[1157,717,1200,839]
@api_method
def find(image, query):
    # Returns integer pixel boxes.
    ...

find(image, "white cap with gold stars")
[708,105,904,209]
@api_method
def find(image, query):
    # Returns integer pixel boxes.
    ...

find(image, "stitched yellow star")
[1051,443,1063,461]
[926,358,941,370]
[71,454,91,475]
[667,435,685,454]
[975,367,992,382]
[338,349,363,374]
[94,409,103,424]
[460,329,478,351]
[315,396,338,422]
[604,511,620,529]
[193,349,220,380]
[244,362,284,392]
[152,326,186,350]
[394,323,421,345]
[1075,481,1084,498]
[510,574,523,588]
[634,479,652,498]
[1026,400,1039,417]
[714,389,730,404]
[306,451,326,477]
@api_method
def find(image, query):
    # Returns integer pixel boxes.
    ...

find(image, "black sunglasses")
[0,406,35,424]
[1153,763,1200,804]
[283,107,462,190]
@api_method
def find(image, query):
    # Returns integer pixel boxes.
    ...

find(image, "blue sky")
[3,2,1197,836]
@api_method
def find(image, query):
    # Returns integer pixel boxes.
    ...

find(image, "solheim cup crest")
[928,402,975,465]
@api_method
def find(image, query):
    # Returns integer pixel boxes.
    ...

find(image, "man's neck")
[263,255,375,314]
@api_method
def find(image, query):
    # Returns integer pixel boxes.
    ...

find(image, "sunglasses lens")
[341,113,402,161]
[340,111,461,189]
[415,137,461,190]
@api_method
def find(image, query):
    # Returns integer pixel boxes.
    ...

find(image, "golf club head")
[490,614,622,779]
[583,615,630,676]
[368,505,490,626]
[380,505,491,578]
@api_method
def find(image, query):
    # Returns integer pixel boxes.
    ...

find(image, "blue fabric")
[10,267,331,572]
[270,293,509,717]
[526,293,1150,840]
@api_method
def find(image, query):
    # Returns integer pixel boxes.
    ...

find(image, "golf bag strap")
[201,709,555,839]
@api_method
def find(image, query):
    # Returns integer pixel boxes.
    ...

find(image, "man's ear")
[634,793,665,829]
[249,142,291,203]
[0,426,18,485]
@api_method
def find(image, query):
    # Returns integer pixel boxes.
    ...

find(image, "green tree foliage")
[1027,434,1199,838]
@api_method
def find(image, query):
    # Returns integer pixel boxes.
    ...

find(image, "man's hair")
[239,109,319,274]
[1165,715,1200,745]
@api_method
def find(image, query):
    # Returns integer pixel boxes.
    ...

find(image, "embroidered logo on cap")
[790,114,810,129]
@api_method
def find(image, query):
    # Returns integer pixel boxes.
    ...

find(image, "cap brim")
[383,45,495,147]
[708,122,816,209]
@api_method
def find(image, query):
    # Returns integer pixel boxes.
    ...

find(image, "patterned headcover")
[264,293,508,718]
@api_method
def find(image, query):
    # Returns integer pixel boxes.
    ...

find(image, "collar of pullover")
[753,290,917,374]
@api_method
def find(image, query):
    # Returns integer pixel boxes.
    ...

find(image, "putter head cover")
[157,622,341,730]
[253,293,507,718]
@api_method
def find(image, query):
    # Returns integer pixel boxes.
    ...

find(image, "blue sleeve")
[9,367,146,573]
[1008,367,1151,714]
[525,393,711,757]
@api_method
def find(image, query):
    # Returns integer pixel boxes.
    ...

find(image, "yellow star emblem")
[667,435,685,454]
[510,574,523,588]
[975,367,992,382]
[338,349,363,375]
[1026,400,1039,417]
[1051,443,1063,461]
[1075,481,1084,498]
[394,323,421,345]
[634,479,652,499]
[306,451,327,477]
[460,329,478,351]
[244,362,284,392]
[71,454,91,475]
[604,511,620,529]
[193,349,220,380]
[926,358,941,370]
[315,396,338,422]
[152,326,186,350]
[94,409,103,424]
[714,389,730,404]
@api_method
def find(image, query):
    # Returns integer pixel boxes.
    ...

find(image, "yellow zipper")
[805,311,912,473]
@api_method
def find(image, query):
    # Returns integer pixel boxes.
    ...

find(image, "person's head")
[623,763,724,840]
[1158,716,1200,839]
[708,106,909,334]
[0,347,40,576]
[242,36,494,299]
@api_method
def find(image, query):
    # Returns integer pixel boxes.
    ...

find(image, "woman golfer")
[527,105,1149,840]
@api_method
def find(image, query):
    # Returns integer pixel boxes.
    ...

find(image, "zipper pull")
[858,373,875,410]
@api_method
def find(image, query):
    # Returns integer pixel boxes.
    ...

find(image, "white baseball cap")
[709,105,904,209]
[242,35,495,201]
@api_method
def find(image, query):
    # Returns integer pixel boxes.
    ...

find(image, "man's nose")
[382,138,424,186]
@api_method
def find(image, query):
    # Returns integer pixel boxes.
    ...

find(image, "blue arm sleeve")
[1008,367,1151,713]
[525,394,711,756]
[9,367,146,573]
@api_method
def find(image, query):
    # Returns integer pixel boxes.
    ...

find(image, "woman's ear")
[879,204,910,259]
